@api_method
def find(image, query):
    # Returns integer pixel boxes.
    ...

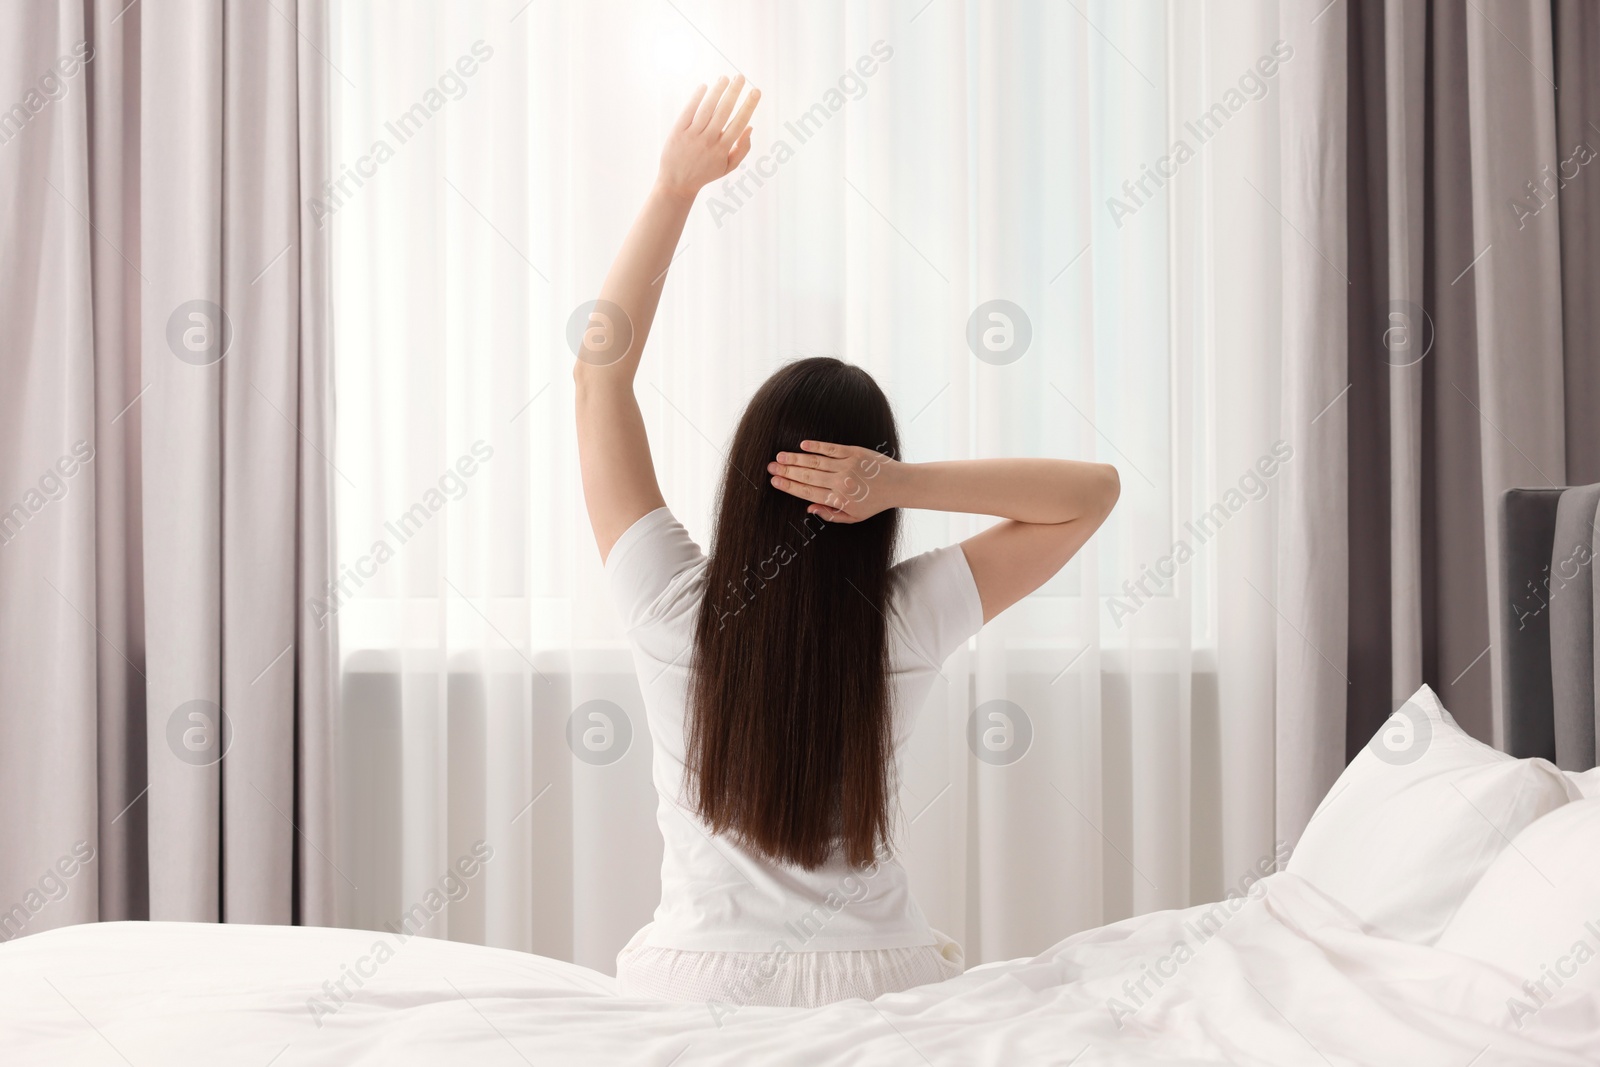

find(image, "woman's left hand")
[767,441,900,523]
[658,75,760,200]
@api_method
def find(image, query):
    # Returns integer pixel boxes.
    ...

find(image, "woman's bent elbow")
[1097,464,1121,516]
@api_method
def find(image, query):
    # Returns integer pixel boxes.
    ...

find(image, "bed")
[4,869,1596,1066]
[4,487,1599,1065]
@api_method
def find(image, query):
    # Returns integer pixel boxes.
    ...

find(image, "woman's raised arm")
[575,76,760,563]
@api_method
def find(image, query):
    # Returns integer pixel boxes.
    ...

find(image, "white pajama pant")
[616,923,964,1008]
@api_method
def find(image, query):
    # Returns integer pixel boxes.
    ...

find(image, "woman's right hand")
[768,441,903,523]
[657,76,760,201]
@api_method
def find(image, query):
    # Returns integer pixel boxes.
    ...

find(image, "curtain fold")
[1384,0,1426,706]
[1419,0,1493,746]
[0,0,109,934]
[1465,0,1568,747]
[1552,0,1600,487]
[1273,0,1349,854]
[0,0,336,938]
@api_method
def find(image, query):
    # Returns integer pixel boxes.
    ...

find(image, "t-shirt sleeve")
[603,507,706,634]
[889,543,986,666]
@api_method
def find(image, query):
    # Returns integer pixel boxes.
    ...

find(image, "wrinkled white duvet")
[1,873,1595,1065]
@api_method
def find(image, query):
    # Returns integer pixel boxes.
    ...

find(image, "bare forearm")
[575,183,694,389]
[769,443,1119,622]
[887,458,1120,525]
[570,183,688,554]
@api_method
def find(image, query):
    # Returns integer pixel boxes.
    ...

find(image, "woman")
[574,76,1120,1008]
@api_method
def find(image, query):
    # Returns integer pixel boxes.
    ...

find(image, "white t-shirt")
[605,507,985,953]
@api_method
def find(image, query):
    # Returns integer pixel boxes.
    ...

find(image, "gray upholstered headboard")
[1499,486,1600,770]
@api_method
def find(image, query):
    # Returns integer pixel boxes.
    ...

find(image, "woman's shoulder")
[889,542,977,601]
[888,543,984,665]
[604,507,708,631]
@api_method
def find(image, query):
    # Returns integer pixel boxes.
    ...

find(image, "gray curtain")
[1553,0,1600,486]
[1346,0,1594,754]
[0,0,335,935]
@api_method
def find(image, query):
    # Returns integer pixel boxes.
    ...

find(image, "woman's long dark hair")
[687,357,901,870]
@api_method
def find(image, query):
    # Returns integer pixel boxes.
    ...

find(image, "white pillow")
[1287,684,1573,944]
[1566,767,1600,799]
[1438,798,1600,1018]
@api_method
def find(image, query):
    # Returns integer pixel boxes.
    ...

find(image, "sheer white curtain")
[326,0,1339,971]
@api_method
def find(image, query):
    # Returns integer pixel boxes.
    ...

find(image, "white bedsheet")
[1,873,1595,1065]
